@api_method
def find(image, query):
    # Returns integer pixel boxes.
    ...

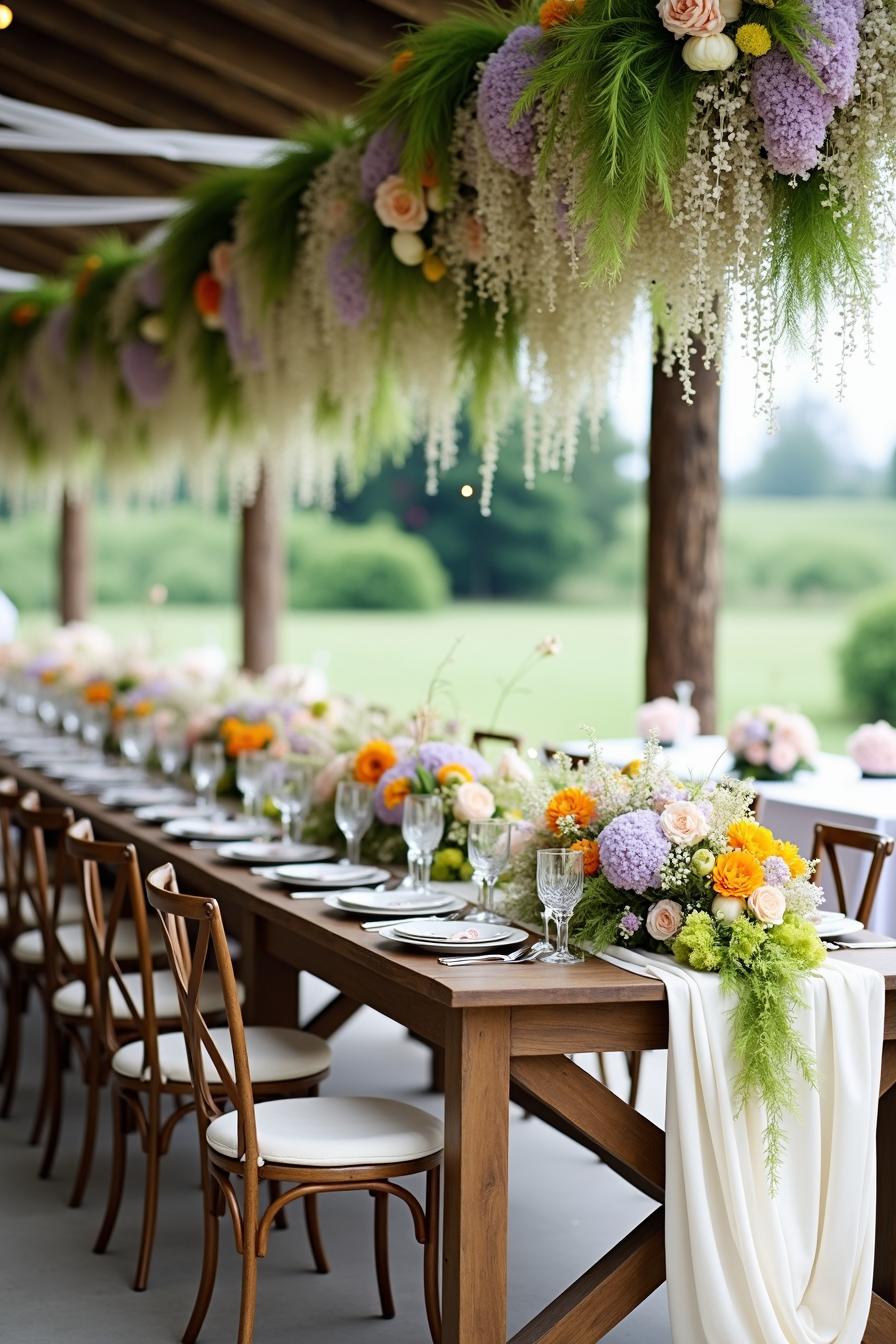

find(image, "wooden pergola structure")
[0,0,720,724]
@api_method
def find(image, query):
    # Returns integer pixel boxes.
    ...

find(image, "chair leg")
[0,966,24,1118]
[595,1052,607,1086]
[69,1041,103,1208]
[237,1179,259,1344]
[29,994,55,1146]
[267,1179,288,1232]
[133,1091,162,1292]
[94,1090,129,1255]
[38,1022,64,1179]
[423,1168,442,1344]
[373,1190,395,1320]
[182,1169,220,1344]
[303,1193,329,1274]
[627,1051,643,1110]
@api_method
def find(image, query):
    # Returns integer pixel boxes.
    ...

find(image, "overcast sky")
[609,271,896,479]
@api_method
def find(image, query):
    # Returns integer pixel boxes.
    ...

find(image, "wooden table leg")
[443,1007,511,1344]
[240,912,299,1026]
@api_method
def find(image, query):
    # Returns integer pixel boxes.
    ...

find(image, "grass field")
[19,600,860,751]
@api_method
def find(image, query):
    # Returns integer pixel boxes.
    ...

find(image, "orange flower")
[422,252,447,284]
[193,271,222,318]
[712,850,764,899]
[75,254,102,299]
[774,839,808,878]
[727,820,775,861]
[545,786,596,833]
[354,739,398,784]
[571,838,600,876]
[131,699,155,719]
[436,762,473,785]
[220,717,274,755]
[539,0,585,30]
[39,669,59,685]
[420,152,440,189]
[391,48,414,75]
[10,301,39,326]
[83,680,113,705]
[383,776,412,810]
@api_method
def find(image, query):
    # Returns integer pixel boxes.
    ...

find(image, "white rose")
[494,748,533,785]
[711,894,746,925]
[645,899,684,941]
[660,800,709,846]
[453,782,495,823]
[747,884,786,926]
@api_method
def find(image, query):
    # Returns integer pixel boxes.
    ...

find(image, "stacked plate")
[376,919,527,953]
[251,861,390,889]
[809,911,864,940]
[216,840,335,865]
[99,785,191,809]
[323,888,468,918]
[161,816,273,842]
[134,802,216,824]
[58,765,149,789]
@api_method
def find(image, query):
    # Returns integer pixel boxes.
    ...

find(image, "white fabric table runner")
[602,947,884,1344]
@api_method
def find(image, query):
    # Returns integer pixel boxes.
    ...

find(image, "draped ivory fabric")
[601,948,884,1344]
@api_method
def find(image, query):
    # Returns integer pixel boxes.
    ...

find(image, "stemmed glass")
[119,715,155,772]
[335,780,374,866]
[536,848,585,965]
[191,741,225,813]
[467,818,512,924]
[156,719,188,782]
[266,757,315,844]
[401,794,443,895]
[81,705,109,761]
[236,749,269,818]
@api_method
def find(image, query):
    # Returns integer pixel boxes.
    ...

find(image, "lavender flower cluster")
[598,808,671,895]
[221,279,264,372]
[360,125,405,202]
[326,237,370,328]
[476,25,544,177]
[119,339,172,409]
[751,0,864,175]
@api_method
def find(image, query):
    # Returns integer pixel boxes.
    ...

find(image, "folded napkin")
[602,947,884,1344]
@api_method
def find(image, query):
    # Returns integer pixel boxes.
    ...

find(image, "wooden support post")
[58,492,90,624]
[240,466,281,674]
[645,353,721,730]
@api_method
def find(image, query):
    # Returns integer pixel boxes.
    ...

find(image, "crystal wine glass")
[266,757,315,844]
[119,715,155,771]
[466,818,512,924]
[401,794,444,895]
[156,719,188,782]
[80,704,109,761]
[536,848,585,965]
[335,780,374,866]
[191,741,225,813]
[236,749,269,818]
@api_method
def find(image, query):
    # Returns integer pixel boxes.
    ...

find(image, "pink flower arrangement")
[727,706,819,780]
[657,0,725,39]
[636,696,699,745]
[847,721,896,778]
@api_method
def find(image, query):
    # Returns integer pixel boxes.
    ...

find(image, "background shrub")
[840,591,896,721]
[286,516,448,610]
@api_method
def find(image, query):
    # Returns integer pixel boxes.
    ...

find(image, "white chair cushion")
[205,1096,444,1168]
[0,884,83,930]
[113,1025,332,1086]
[51,968,242,1021]
[11,918,165,967]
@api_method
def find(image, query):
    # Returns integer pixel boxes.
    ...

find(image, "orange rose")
[571,838,600,876]
[193,271,222,318]
[539,0,585,30]
[83,680,113,705]
[545,786,596,833]
[383,776,412,811]
[355,739,398,785]
[727,820,775,860]
[774,839,808,878]
[712,849,764,899]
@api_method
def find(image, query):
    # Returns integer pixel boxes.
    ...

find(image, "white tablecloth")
[555,736,896,934]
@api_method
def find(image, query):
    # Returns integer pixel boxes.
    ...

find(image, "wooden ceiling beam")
[60,0,360,114]
[368,0,455,23]
[2,150,191,201]
[199,0,401,78]
[15,0,302,138]
[0,227,73,275]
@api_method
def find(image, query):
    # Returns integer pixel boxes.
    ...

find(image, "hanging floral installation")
[1,0,894,509]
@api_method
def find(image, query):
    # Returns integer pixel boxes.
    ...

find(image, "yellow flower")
[621,759,642,778]
[436,762,474,786]
[736,22,772,55]
[570,838,601,876]
[712,850,764,899]
[774,839,808,878]
[545,787,596,833]
[383,776,412,810]
[354,739,398,785]
[727,819,776,861]
[422,252,447,284]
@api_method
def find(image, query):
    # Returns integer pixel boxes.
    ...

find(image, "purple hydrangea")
[119,339,172,409]
[221,278,263,372]
[476,26,545,177]
[599,809,671,896]
[751,0,864,176]
[360,125,405,202]
[417,741,491,779]
[326,237,370,327]
[763,855,791,887]
[135,261,164,310]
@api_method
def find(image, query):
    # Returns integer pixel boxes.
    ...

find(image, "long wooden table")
[4,749,896,1344]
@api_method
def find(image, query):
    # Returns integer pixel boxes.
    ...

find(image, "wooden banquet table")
[4,750,896,1344]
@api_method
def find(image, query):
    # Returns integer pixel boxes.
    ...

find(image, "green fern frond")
[67,235,141,356]
[160,168,255,326]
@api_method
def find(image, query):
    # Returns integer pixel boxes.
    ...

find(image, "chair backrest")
[0,777,21,926]
[810,822,895,925]
[65,817,160,1067]
[543,744,590,770]
[15,792,75,991]
[471,730,523,754]
[145,863,256,1163]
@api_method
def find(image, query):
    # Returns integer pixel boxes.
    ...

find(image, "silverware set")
[438,945,545,967]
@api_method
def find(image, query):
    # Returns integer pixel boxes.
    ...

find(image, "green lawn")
[19,601,858,751]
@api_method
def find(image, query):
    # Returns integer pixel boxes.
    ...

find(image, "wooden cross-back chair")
[471,729,523,754]
[146,862,443,1344]
[543,744,590,769]
[811,822,895,927]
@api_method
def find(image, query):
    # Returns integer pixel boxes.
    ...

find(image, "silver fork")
[438,945,544,967]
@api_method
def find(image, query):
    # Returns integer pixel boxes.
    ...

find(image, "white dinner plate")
[216,840,335,865]
[99,785,191,809]
[323,892,467,918]
[391,918,509,944]
[41,758,111,778]
[270,862,391,889]
[377,924,528,953]
[134,802,216,824]
[60,766,148,787]
[809,913,864,939]
[162,816,273,842]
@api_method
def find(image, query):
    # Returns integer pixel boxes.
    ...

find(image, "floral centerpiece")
[510,743,826,1184]
[847,720,896,779]
[726,705,818,780]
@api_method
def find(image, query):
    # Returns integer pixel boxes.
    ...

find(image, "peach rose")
[747,884,786,926]
[657,0,725,37]
[209,241,235,285]
[462,214,486,262]
[453,781,496,823]
[373,175,428,232]
[660,800,709,846]
[768,739,799,775]
[646,898,684,941]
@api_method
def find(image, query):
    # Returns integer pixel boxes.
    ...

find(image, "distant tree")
[737,401,840,497]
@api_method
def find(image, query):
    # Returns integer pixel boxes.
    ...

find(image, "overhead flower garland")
[0,0,894,509]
